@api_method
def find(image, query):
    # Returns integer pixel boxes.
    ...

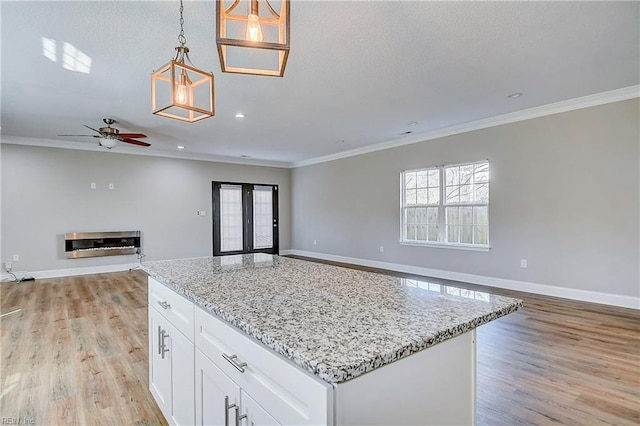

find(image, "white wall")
[0,145,291,273]
[291,99,640,302]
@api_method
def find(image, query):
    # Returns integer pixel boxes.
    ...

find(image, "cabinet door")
[240,390,280,426]
[150,306,195,426]
[167,320,195,426]
[149,307,172,418]
[196,349,241,426]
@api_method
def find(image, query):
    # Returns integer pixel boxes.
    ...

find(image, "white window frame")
[400,160,490,251]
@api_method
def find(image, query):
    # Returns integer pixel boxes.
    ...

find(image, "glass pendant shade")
[216,0,290,77]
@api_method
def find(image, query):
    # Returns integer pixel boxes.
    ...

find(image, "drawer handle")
[157,301,171,310]
[222,353,247,373]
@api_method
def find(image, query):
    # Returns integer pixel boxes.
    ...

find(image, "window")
[401,161,489,248]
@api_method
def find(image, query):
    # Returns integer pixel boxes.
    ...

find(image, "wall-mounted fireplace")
[64,231,141,259]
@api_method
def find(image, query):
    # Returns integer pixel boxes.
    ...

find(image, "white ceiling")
[1,1,638,167]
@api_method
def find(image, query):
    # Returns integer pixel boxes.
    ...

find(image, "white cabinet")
[149,278,195,426]
[195,348,240,426]
[149,277,476,426]
[196,348,280,426]
[194,306,332,426]
[241,390,279,426]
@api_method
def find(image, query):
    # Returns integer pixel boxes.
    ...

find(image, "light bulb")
[246,14,263,42]
[176,84,188,104]
[175,72,190,105]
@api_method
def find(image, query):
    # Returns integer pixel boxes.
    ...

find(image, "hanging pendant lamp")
[216,0,290,77]
[152,0,215,122]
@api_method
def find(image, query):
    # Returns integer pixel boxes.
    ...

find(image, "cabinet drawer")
[149,277,194,342]
[195,307,332,426]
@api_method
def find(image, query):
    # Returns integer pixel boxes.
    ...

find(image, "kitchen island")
[143,254,521,426]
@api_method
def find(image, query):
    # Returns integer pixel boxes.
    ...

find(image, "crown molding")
[2,86,638,170]
[0,136,291,169]
[292,85,640,168]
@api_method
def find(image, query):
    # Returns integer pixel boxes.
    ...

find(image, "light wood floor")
[0,271,167,426]
[1,263,639,425]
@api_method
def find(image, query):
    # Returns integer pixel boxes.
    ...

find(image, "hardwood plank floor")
[0,271,167,426]
[1,261,639,425]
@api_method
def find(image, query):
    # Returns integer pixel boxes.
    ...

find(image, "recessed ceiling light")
[408,121,418,126]
[240,154,252,158]
[235,113,246,118]
[507,92,523,99]
[177,145,185,150]
[335,140,345,144]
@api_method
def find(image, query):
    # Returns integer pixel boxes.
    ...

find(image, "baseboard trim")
[288,250,639,310]
[278,249,293,256]
[1,262,139,282]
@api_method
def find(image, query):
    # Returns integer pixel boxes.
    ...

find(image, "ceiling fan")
[59,118,150,149]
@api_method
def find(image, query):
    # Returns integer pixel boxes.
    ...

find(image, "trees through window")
[401,161,489,248]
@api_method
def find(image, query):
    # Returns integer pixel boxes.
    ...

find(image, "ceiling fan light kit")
[216,0,290,77]
[99,137,119,149]
[152,0,215,123]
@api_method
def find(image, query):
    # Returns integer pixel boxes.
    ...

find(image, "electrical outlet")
[108,183,114,190]
[90,182,97,189]
[313,240,317,245]
[12,254,19,262]
[379,246,384,253]
[520,259,528,268]
[4,260,12,271]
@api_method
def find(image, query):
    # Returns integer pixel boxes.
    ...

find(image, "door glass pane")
[220,185,243,252]
[253,186,273,249]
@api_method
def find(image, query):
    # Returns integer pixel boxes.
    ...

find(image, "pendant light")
[152,0,215,122]
[216,0,290,77]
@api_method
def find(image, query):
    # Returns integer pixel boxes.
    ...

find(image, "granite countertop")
[142,254,522,384]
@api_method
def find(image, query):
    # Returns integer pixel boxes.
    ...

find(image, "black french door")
[212,182,279,256]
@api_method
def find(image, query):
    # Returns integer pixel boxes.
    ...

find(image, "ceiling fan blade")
[58,134,96,137]
[83,124,102,134]
[118,133,147,139]
[121,138,151,147]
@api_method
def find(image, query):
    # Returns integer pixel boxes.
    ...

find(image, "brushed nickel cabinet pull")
[160,329,170,359]
[157,301,171,309]
[224,396,237,426]
[157,325,162,355]
[235,406,247,426]
[222,353,247,373]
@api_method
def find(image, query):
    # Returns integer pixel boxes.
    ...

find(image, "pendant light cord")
[174,0,193,65]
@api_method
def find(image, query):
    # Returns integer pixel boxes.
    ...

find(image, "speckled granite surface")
[143,254,521,384]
